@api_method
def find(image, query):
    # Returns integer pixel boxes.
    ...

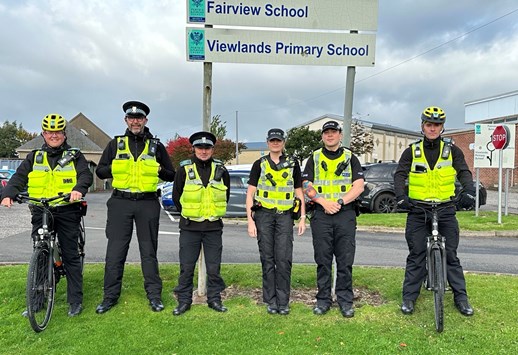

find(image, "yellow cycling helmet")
[41,114,66,131]
[421,106,446,124]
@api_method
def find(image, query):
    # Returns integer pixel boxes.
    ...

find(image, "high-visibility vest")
[112,136,159,192]
[180,160,227,222]
[312,148,352,200]
[28,149,78,206]
[255,157,295,211]
[408,139,456,202]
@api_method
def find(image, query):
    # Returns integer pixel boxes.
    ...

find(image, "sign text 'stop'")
[187,0,379,31]
[492,125,510,150]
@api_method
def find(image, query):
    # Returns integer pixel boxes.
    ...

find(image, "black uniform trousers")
[31,203,83,304]
[174,229,226,304]
[103,196,162,301]
[254,209,294,308]
[402,206,468,302]
[310,207,357,308]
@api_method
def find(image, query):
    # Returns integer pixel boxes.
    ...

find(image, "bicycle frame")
[425,203,448,293]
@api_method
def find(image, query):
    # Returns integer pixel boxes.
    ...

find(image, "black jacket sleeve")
[1,154,34,199]
[96,139,117,180]
[156,142,175,182]
[452,145,474,191]
[73,152,93,196]
[394,147,413,198]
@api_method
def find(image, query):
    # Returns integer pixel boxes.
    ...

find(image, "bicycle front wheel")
[432,248,445,333]
[26,245,55,332]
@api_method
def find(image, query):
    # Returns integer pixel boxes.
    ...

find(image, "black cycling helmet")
[421,106,446,124]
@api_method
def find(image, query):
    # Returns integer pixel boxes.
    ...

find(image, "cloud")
[1,0,518,143]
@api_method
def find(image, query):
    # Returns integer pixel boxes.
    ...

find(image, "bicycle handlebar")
[16,192,72,206]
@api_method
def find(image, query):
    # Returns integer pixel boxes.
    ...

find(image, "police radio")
[334,158,350,176]
[57,150,78,168]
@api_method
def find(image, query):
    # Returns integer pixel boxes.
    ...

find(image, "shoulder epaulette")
[213,158,223,166]
[180,159,193,167]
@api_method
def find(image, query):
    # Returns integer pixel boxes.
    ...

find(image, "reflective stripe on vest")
[180,162,228,222]
[313,148,352,200]
[27,150,77,206]
[255,157,294,211]
[112,137,159,192]
[408,140,456,202]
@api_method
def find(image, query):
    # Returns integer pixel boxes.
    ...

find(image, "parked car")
[158,170,250,217]
[159,182,176,212]
[226,170,249,217]
[359,162,487,213]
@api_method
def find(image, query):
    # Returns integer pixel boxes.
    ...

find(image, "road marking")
[85,226,179,235]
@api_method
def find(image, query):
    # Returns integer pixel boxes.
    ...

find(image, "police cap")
[322,120,342,132]
[189,131,216,147]
[266,128,285,141]
[123,100,150,118]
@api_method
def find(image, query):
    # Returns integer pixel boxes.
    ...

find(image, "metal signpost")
[186,0,379,296]
[492,125,510,223]
[473,123,515,218]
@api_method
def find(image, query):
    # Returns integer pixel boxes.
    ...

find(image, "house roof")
[296,113,421,137]
[18,124,103,152]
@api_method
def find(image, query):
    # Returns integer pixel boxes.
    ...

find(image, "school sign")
[186,0,378,66]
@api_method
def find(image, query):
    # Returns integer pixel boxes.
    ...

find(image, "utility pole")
[235,111,239,164]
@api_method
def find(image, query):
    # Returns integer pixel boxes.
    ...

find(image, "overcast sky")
[1,1,518,144]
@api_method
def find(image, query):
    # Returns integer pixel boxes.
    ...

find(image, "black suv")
[359,162,487,213]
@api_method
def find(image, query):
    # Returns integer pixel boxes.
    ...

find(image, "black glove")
[396,195,413,211]
[459,190,476,210]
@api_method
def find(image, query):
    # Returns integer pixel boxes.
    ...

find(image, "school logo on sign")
[188,29,205,60]
[188,0,205,23]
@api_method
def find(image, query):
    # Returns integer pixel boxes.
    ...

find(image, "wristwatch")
[337,198,344,205]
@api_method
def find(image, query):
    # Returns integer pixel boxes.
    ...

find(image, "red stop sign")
[492,125,510,150]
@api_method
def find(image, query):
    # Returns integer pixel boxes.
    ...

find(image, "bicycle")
[410,198,457,333]
[16,192,86,333]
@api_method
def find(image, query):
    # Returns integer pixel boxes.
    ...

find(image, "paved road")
[1,191,517,274]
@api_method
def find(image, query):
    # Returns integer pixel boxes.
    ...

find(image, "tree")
[350,120,374,155]
[209,115,227,140]
[214,139,247,164]
[0,121,38,158]
[165,136,191,168]
[285,126,322,164]
[165,136,247,167]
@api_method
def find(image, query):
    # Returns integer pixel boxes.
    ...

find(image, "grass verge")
[357,210,518,232]
[1,264,517,354]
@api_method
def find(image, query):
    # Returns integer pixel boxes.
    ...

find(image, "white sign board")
[187,0,379,31]
[186,28,376,66]
[473,123,515,168]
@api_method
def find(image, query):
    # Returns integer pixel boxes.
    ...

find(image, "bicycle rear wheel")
[432,248,445,333]
[26,245,55,332]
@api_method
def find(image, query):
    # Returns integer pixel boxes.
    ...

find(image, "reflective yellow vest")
[112,136,159,192]
[255,157,295,211]
[408,139,456,201]
[312,148,352,200]
[28,150,78,206]
[180,161,228,222]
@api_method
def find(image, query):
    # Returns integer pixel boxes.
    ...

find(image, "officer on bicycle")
[302,120,364,318]
[394,106,476,316]
[246,128,306,315]
[1,114,93,317]
[95,101,175,314]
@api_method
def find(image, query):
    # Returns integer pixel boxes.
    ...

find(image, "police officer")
[172,131,230,316]
[302,120,364,318]
[1,114,93,317]
[246,128,306,315]
[395,106,475,316]
[95,101,175,314]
